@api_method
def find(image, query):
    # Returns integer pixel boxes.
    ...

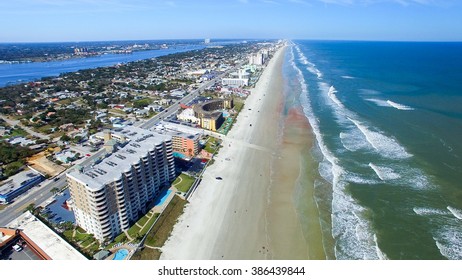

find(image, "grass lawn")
[106,232,128,249]
[127,224,142,239]
[109,109,127,115]
[173,173,196,193]
[140,213,159,236]
[130,247,162,260]
[144,195,187,248]
[137,215,149,227]
[81,237,96,247]
[74,229,92,242]
[204,136,220,154]
[1,128,28,140]
[61,227,101,257]
[63,230,73,240]
[86,242,100,253]
[36,124,52,133]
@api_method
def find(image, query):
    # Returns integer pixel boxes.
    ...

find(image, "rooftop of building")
[67,126,172,191]
[154,121,204,138]
[192,99,231,119]
[6,212,87,260]
[0,168,43,196]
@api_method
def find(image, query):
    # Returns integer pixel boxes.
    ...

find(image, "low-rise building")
[177,108,199,124]
[0,168,44,204]
[3,212,87,260]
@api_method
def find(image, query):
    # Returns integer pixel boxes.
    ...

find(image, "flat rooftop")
[68,126,172,191]
[0,168,42,196]
[154,127,200,142]
[155,121,204,136]
[7,212,87,260]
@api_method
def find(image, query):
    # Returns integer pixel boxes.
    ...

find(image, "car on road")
[215,177,223,180]
[13,245,22,252]
[86,154,91,157]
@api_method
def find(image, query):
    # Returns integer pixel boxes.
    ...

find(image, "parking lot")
[0,238,42,260]
[41,189,75,225]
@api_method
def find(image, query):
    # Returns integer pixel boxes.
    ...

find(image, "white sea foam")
[294,46,323,79]
[348,117,412,160]
[293,44,381,260]
[413,207,448,216]
[414,205,462,259]
[447,206,462,220]
[327,85,345,109]
[308,65,323,79]
[374,234,388,260]
[331,183,380,259]
[368,163,401,181]
[386,100,414,110]
[339,132,369,152]
[341,75,355,79]
[366,98,391,107]
[402,167,433,189]
[297,49,309,65]
[434,231,462,260]
[344,172,380,185]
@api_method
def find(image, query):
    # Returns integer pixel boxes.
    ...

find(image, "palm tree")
[50,187,60,195]
[25,203,36,213]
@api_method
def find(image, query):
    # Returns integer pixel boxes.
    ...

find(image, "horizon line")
[1,38,462,44]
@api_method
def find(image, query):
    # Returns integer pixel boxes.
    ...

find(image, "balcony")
[96,211,109,221]
[95,196,106,205]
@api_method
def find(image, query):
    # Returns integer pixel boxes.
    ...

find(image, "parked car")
[13,245,22,252]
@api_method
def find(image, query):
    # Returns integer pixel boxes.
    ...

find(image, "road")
[0,149,106,227]
[0,61,244,226]
[140,62,243,130]
[0,114,50,140]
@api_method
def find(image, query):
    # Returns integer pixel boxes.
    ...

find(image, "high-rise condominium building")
[66,126,175,242]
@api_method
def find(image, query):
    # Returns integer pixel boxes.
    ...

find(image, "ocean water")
[286,40,462,259]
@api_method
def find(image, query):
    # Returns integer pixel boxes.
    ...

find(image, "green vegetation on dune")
[131,247,162,260]
[144,195,187,248]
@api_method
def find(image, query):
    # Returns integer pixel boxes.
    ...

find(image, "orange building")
[170,132,200,158]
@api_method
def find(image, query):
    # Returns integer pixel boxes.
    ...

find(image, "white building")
[66,126,175,242]
[177,108,199,124]
[221,69,250,87]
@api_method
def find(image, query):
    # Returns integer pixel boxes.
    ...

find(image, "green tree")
[60,134,71,142]
[50,187,60,195]
[25,203,36,213]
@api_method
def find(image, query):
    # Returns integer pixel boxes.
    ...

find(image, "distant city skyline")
[1,0,461,42]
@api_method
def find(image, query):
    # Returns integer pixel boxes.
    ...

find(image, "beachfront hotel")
[66,126,175,242]
[192,98,234,131]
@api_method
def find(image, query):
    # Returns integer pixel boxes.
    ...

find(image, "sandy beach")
[160,44,325,260]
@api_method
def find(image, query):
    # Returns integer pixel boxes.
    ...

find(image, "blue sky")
[1,0,461,42]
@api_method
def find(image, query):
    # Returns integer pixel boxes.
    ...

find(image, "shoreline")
[160,44,325,259]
